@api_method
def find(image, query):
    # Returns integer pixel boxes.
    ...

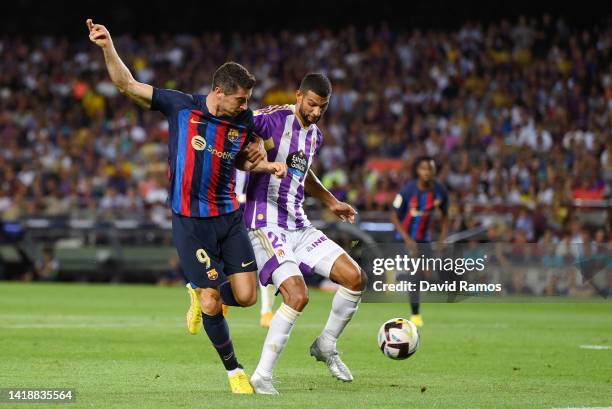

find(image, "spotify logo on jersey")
[191,135,207,151]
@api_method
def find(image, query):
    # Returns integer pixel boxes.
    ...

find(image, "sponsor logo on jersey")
[191,135,207,151]
[286,150,308,178]
[306,236,328,252]
[410,208,424,217]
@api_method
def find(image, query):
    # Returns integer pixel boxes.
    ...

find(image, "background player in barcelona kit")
[238,74,367,394]
[87,19,286,394]
[390,156,449,327]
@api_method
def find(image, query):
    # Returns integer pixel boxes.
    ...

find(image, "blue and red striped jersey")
[393,181,448,242]
[151,88,254,218]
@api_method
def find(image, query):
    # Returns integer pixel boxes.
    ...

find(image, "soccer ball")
[377,318,419,360]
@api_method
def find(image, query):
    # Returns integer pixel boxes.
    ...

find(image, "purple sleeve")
[252,107,290,140]
[315,130,324,155]
[252,111,273,140]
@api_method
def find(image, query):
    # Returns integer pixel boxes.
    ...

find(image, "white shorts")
[248,225,346,287]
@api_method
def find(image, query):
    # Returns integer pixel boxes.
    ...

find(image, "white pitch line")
[1,323,156,329]
[552,407,612,409]
[579,345,611,350]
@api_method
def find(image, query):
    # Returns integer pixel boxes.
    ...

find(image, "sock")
[409,274,421,314]
[254,303,300,378]
[227,367,244,377]
[319,287,362,352]
[260,283,275,314]
[219,281,241,307]
[202,312,239,371]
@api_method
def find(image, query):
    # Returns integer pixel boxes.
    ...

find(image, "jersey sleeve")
[437,184,449,215]
[241,109,256,145]
[393,186,411,219]
[150,88,194,117]
[252,110,275,140]
[314,130,324,156]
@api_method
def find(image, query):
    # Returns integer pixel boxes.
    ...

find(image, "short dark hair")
[412,156,436,178]
[212,62,256,94]
[299,73,332,98]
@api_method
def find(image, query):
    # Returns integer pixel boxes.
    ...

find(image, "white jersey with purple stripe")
[244,104,322,230]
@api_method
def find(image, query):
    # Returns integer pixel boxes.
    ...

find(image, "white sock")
[255,303,300,378]
[319,287,362,352]
[227,367,244,377]
[260,283,275,314]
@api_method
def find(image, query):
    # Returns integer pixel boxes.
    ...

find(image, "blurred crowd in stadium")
[0,14,610,246]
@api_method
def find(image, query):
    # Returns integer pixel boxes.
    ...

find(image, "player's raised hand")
[329,201,357,224]
[86,19,112,48]
[267,162,288,179]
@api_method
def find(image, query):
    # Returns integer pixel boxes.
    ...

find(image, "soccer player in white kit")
[242,74,366,394]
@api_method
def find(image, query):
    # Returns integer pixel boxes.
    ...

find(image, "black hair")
[212,62,256,94]
[412,155,436,178]
[299,73,332,98]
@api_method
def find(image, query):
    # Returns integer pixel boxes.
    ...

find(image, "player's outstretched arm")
[86,19,153,109]
[235,137,287,178]
[305,170,357,223]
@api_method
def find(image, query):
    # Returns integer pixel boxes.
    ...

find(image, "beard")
[298,105,320,126]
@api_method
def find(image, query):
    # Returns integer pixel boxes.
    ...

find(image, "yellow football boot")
[186,283,202,335]
[228,370,254,394]
[260,311,273,328]
[409,314,424,327]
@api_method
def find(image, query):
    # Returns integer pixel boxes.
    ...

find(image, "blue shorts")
[172,209,257,288]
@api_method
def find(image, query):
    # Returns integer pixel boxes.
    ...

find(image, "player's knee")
[200,292,222,315]
[284,290,309,311]
[346,267,367,291]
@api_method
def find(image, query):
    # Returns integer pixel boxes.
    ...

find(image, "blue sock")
[219,281,241,307]
[202,312,239,371]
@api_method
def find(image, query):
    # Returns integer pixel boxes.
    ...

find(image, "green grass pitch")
[1,282,611,408]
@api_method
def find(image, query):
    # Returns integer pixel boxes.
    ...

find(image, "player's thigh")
[293,226,344,277]
[171,212,224,289]
[219,210,258,302]
[249,227,297,287]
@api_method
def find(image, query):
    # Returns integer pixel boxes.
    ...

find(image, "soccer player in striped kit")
[390,156,449,327]
[87,19,286,394]
[239,74,367,394]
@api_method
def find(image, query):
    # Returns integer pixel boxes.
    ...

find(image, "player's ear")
[295,89,303,100]
[213,86,224,97]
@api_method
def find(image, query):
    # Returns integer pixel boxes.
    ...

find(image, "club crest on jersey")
[207,268,218,280]
[191,135,207,151]
[227,128,240,142]
[286,150,308,178]
[276,249,285,258]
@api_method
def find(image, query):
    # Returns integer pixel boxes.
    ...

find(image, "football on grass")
[377,318,419,360]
